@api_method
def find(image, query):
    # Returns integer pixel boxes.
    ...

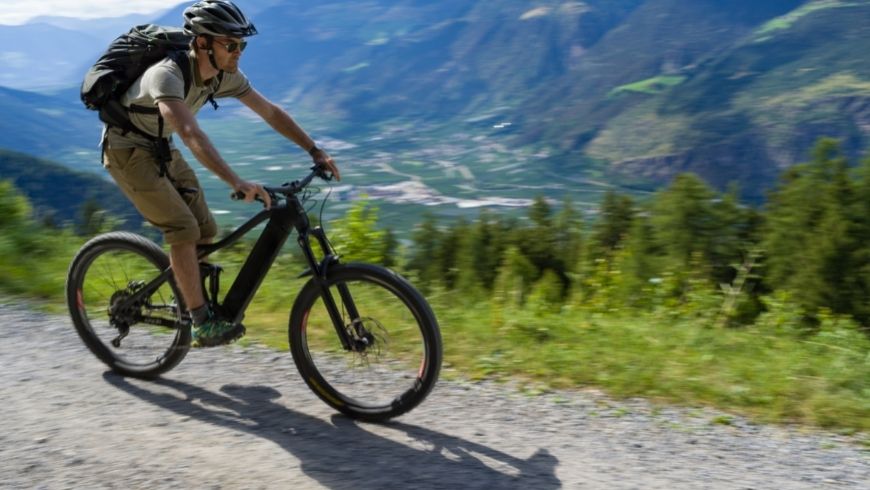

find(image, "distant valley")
[2,0,870,227]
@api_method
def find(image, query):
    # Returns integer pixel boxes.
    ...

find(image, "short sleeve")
[146,63,186,104]
[214,68,252,99]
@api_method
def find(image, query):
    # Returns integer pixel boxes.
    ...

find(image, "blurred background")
[6,0,870,221]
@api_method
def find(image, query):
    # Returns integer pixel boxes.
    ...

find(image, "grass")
[1,219,868,435]
[387,292,869,433]
[227,267,870,433]
[608,76,687,97]
[746,73,870,110]
[754,1,866,41]
[584,105,690,162]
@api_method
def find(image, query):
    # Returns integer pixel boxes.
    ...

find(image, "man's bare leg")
[170,240,243,346]
[169,241,205,311]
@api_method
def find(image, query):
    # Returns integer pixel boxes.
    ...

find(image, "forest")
[327,138,870,333]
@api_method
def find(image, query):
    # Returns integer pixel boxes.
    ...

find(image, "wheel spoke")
[67,234,189,379]
[291,265,441,421]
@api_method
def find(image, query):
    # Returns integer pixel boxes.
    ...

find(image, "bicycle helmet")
[183,0,258,38]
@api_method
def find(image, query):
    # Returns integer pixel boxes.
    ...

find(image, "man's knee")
[163,218,204,246]
[199,218,218,243]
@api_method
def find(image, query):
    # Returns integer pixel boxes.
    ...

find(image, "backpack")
[81,24,221,181]
[81,24,195,138]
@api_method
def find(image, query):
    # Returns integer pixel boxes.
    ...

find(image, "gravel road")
[1,301,867,489]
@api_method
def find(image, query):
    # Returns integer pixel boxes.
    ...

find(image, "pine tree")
[851,153,870,325]
[591,190,634,254]
[762,139,859,322]
[553,197,583,275]
[408,213,443,289]
[437,218,470,290]
[619,211,658,308]
[455,217,486,299]
[651,173,719,270]
[492,245,538,309]
[520,196,571,298]
[77,198,108,236]
[794,140,856,317]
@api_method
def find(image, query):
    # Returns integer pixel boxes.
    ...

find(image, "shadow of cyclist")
[103,373,560,489]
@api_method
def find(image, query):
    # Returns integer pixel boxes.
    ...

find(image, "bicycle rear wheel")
[66,232,190,379]
[289,263,442,421]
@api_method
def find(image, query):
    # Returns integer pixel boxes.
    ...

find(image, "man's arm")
[239,88,341,180]
[158,99,271,207]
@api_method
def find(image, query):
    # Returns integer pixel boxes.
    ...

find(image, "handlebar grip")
[231,191,265,204]
[315,166,334,182]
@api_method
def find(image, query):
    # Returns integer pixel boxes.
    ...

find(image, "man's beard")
[222,60,240,74]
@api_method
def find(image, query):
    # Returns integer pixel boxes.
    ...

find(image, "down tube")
[221,212,294,324]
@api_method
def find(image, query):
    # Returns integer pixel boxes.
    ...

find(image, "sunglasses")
[213,39,248,53]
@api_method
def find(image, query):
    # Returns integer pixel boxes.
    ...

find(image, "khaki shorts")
[103,147,217,245]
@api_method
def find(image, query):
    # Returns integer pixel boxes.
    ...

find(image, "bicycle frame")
[109,188,362,351]
[198,192,311,324]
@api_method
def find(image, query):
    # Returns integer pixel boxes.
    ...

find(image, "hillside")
[241,0,647,123]
[583,0,870,198]
[250,0,845,198]
[0,149,139,227]
[0,22,102,90]
[1,0,869,206]
[0,87,98,166]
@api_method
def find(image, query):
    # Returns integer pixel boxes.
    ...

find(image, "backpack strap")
[122,51,193,181]
[120,104,173,181]
[110,52,217,192]
[169,50,194,99]
[207,71,224,110]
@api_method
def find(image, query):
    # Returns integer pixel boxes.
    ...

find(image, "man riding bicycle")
[100,0,341,347]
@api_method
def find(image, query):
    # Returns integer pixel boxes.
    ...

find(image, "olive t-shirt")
[105,49,252,150]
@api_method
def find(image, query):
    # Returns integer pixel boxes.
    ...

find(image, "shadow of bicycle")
[103,373,561,489]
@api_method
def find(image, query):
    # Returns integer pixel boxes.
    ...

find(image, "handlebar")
[231,165,332,203]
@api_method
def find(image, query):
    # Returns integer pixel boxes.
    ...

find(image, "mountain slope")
[0,86,99,162]
[0,23,103,90]
[1,0,869,204]
[242,0,646,122]
[525,0,804,149]
[584,0,870,197]
[0,148,139,227]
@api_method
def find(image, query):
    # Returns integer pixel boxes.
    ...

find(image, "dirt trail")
[1,302,867,489]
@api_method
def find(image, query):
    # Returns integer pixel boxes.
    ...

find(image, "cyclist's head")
[183,0,258,38]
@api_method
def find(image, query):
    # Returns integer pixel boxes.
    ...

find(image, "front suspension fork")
[299,227,365,351]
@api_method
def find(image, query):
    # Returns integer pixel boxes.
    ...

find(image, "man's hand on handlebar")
[310,148,340,181]
[233,180,272,209]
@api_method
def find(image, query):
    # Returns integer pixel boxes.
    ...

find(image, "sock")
[190,304,210,326]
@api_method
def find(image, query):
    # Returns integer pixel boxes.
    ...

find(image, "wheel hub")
[107,281,146,345]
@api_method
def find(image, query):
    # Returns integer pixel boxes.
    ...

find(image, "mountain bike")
[65,167,442,421]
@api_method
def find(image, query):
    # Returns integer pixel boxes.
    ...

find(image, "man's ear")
[195,35,207,50]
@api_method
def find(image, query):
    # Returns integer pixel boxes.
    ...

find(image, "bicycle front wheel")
[289,264,442,421]
[66,232,190,379]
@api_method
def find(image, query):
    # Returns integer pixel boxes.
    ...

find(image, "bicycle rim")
[294,269,439,419]
[72,243,185,374]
